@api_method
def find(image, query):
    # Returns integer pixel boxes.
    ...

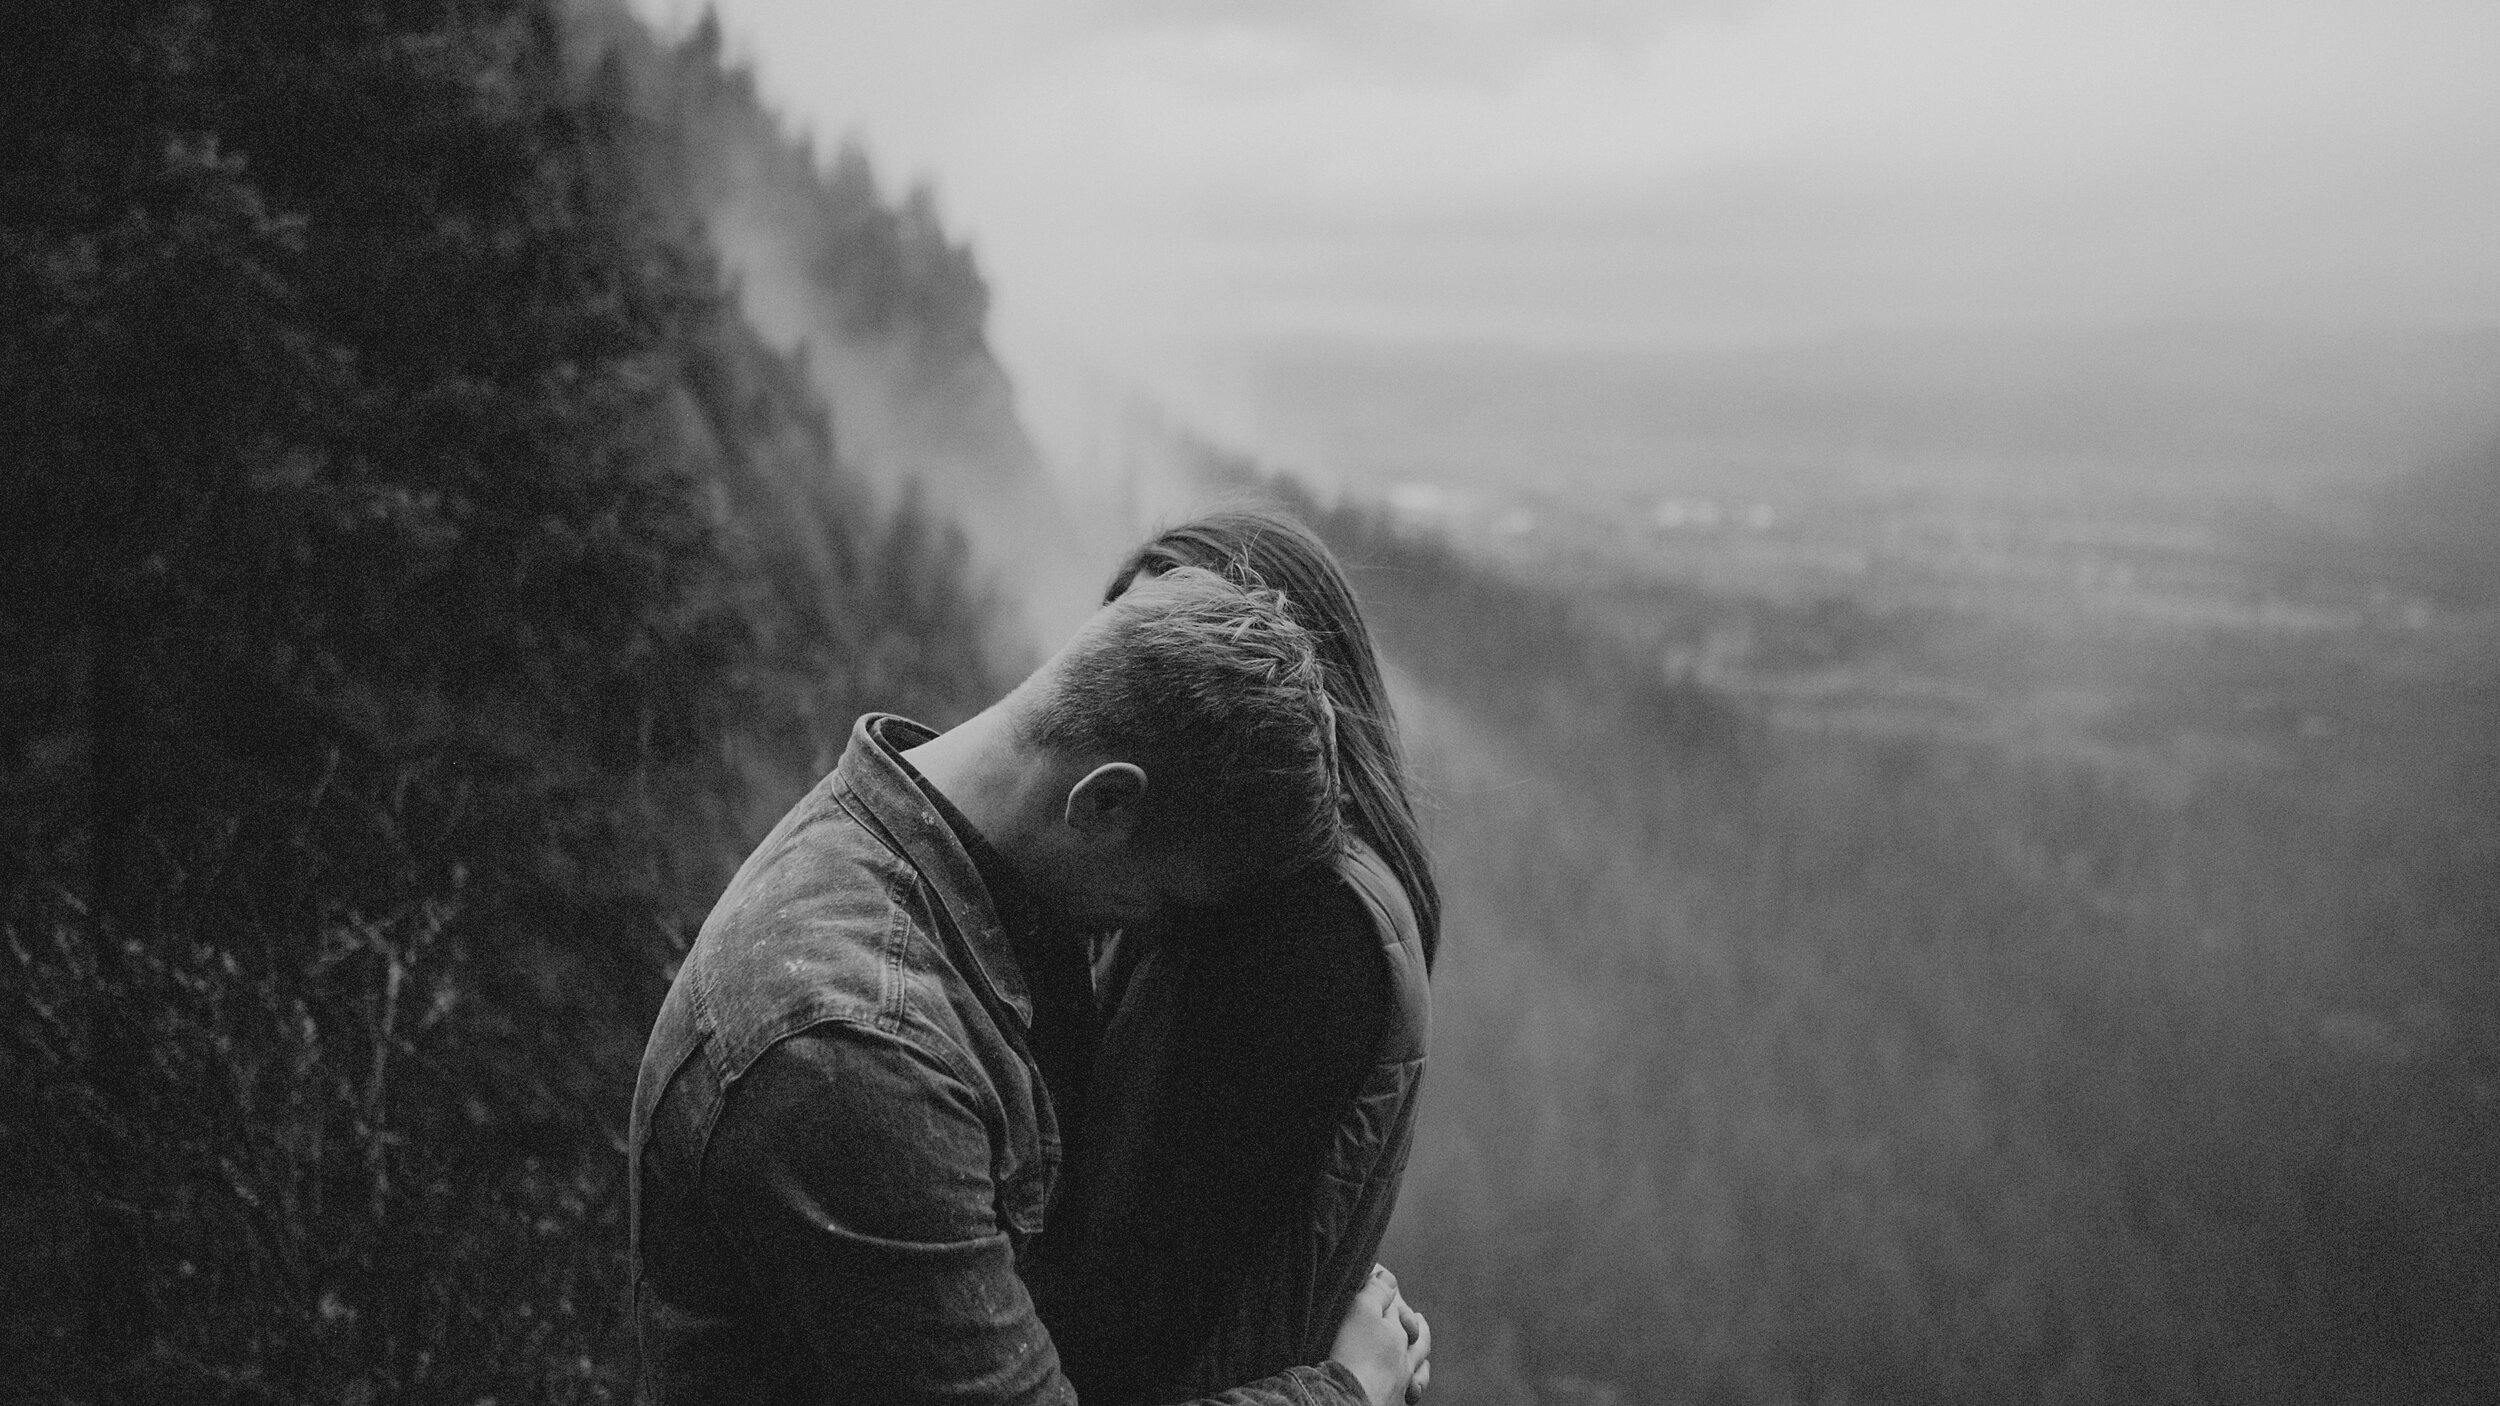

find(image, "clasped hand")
[1330,1263,1431,1406]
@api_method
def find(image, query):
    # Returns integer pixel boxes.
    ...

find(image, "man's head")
[1003,565,1342,928]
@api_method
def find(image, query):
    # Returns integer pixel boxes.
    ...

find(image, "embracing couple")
[630,509,1441,1405]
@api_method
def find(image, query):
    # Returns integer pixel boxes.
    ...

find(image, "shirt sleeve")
[702,1024,1373,1406]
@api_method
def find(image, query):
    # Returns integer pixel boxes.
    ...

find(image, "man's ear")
[1063,762,1149,842]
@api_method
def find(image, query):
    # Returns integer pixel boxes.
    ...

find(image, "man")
[629,567,1430,1405]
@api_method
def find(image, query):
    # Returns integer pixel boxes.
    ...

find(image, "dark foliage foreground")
[0,4,1000,1400]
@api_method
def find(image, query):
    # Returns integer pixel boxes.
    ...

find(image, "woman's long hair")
[1107,508,1442,969]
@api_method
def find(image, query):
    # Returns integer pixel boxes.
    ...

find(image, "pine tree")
[5,2,1014,1396]
[6,3,762,1398]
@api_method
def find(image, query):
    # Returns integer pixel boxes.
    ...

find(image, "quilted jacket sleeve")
[1030,841,1431,1406]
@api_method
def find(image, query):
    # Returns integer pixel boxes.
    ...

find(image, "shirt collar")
[831,712,1035,1029]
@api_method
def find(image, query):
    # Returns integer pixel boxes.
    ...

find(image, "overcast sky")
[630,0,2500,413]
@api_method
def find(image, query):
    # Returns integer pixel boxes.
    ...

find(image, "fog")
[633,0,2500,469]
[13,3,2494,1402]
[623,6,2500,1403]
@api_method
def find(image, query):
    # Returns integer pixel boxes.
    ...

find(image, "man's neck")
[900,706,1051,871]
[901,712,1104,1127]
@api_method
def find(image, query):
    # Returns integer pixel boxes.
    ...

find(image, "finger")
[1408,1308,1432,1366]
[1373,1264,1399,1302]
[1408,1360,1432,1402]
[1396,1298,1424,1345]
[1352,1270,1397,1318]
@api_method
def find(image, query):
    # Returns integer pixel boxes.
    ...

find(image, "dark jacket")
[1029,838,1432,1405]
[628,714,1367,1406]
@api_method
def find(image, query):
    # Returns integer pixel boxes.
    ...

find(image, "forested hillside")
[565,0,1102,648]
[1218,470,2499,1405]
[1,3,1003,1399]
[11,5,2492,1405]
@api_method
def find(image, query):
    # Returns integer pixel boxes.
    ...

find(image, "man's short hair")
[1018,566,1343,885]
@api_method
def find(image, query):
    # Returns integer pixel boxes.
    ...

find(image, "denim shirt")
[629,713,1369,1406]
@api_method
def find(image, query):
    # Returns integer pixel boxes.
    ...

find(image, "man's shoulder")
[718,774,913,937]
[675,774,953,1081]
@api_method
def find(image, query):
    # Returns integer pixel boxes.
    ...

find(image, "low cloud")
[641,0,2500,367]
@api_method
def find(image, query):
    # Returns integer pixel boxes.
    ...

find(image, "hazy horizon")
[1209,323,2500,508]
[628,0,2500,471]
[17,10,2494,1403]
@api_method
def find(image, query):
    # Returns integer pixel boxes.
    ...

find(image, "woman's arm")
[1033,843,1430,1403]
[698,1025,1403,1405]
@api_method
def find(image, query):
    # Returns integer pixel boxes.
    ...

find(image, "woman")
[1028,508,1442,1405]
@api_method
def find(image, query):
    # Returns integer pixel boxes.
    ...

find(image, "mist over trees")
[8,3,2494,1405]
[1190,462,2498,1405]
[566,0,1092,646]
[2,2,1000,1398]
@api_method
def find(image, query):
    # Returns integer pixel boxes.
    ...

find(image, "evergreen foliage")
[1187,447,2497,1404]
[1228,473,2499,1405]
[0,3,1001,1399]
[582,0,994,368]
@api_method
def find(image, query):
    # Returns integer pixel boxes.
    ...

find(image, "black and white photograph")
[5,1,2495,1402]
